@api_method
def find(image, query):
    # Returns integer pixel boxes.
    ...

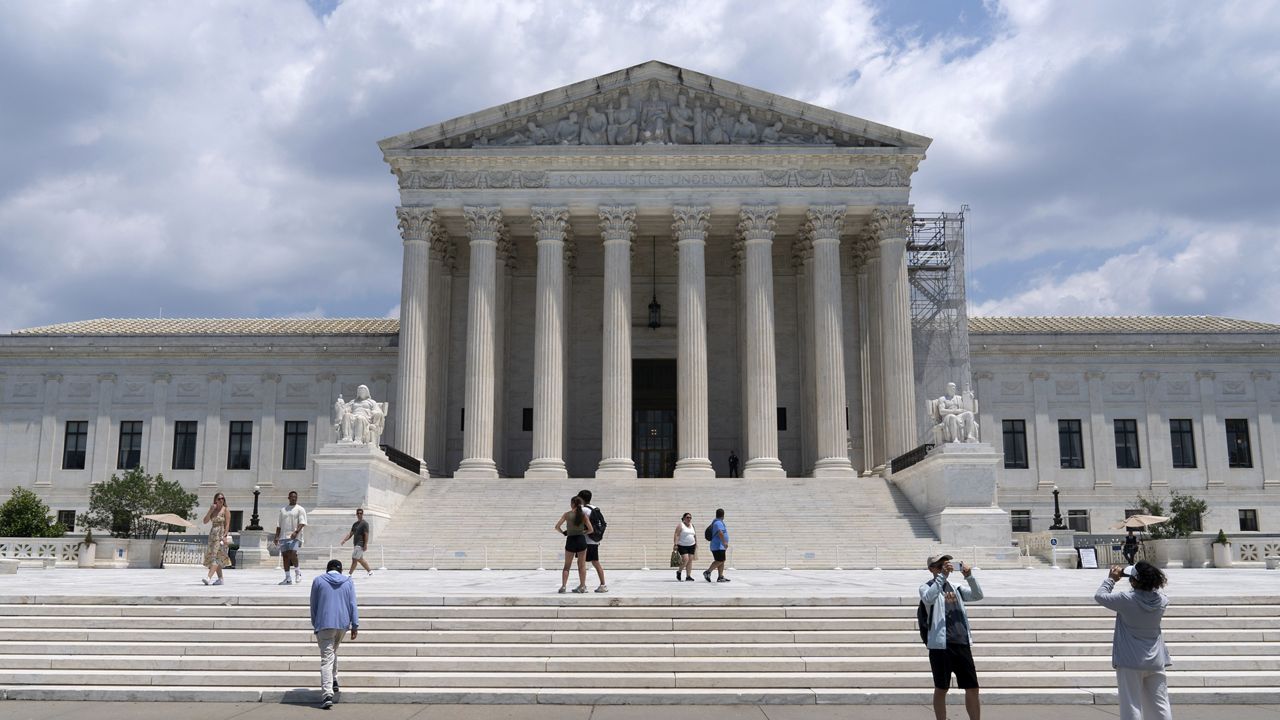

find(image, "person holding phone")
[919,554,984,720]
[1095,562,1172,720]
[201,492,231,586]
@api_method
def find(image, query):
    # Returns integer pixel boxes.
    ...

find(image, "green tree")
[0,488,66,538]
[1135,491,1208,539]
[76,467,198,538]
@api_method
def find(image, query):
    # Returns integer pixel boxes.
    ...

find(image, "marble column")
[973,371,995,449]
[90,373,116,483]
[864,249,887,472]
[36,373,63,486]
[1254,370,1278,488]
[738,205,786,478]
[256,373,279,485]
[493,231,514,476]
[200,373,224,487]
[672,205,715,478]
[1030,370,1055,489]
[1085,370,1111,488]
[146,373,170,473]
[456,205,504,479]
[1141,371,1168,488]
[805,205,854,477]
[1197,370,1223,487]
[393,206,435,470]
[853,236,880,474]
[526,205,571,479]
[793,241,816,475]
[596,205,637,479]
[312,372,336,487]
[425,227,454,477]
[872,206,918,462]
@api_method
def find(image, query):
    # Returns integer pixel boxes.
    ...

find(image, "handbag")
[669,549,681,567]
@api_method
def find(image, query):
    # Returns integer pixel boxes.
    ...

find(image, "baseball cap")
[927,554,953,568]
[1121,565,1136,577]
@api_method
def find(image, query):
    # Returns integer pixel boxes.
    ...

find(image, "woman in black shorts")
[555,495,595,594]
[672,512,698,581]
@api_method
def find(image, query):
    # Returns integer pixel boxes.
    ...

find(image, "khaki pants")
[315,628,347,696]
[1116,667,1172,720]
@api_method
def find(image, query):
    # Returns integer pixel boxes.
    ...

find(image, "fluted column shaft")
[807,205,855,477]
[739,206,786,478]
[526,206,570,478]
[393,207,435,470]
[873,206,918,461]
[672,205,715,478]
[425,232,453,477]
[856,254,878,474]
[596,205,638,479]
[456,206,503,479]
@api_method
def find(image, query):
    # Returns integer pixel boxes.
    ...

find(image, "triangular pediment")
[379,60,931,152]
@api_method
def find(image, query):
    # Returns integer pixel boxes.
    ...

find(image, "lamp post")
[1049,484,1067,530]
[247,485,263,531]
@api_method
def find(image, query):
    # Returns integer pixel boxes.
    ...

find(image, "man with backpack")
[577,489,608,593]
[703,508,729,582]
[919,554,983,720]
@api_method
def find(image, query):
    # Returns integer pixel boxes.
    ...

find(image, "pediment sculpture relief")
[438,82,879,150]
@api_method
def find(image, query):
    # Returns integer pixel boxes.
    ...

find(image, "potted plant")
[77,528,97,568]
[1212,529,1233,568]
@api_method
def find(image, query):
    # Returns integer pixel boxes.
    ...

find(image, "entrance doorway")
[633,359,677,478]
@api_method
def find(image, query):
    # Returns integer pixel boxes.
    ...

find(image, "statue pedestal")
[306,442,423,551]
[890,443,1011,549]
[235,529,273,569]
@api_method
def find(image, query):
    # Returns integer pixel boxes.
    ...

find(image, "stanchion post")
[872,545,882,571]
[782,545,791,571]
[537,545,545,571]
[641,545,649,571]
[482,546,491,571]
[428,547,438,572]
[379,545,387,572]
[728,547,735,572]
[834,545,843,571]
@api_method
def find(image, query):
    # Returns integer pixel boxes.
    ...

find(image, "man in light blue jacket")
[309,559,359,709]
[919,554,984,720]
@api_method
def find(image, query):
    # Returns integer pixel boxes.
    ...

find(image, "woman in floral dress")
[202,492,231,585]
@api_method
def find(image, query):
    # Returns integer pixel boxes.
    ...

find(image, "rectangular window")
[1239,509,1259,532]
[460,408,465,432]
[62,421,88,470]
[1010,509,1032,533]
[1226,419,1253,468]
[229,510,244,533]
[522,408,533,432]
[57,510,76,532]
[1067,509,1090,533]
[1058,419,1085,469]
[1125,508,1141,519]
[172,421,198,470]
[1170,419,1196,469]
[227,421,253,470]
[1114,419,1141,469]
[778,407,788,432]
[1188,512,1202,533]
[117,421,143,470]
[1001,419,1029,469]
[283,421,308,470]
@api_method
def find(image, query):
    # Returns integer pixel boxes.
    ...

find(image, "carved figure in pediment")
[580,106,608,145]
[670,94,695,144]
[731,112,759,144]
[692,101,706,144]
[705,107,729,144]
[526,120,550,145]
[810,125,835,145]
[606,95,638,145]
[640,84,670,143]
[470,133,491,148]
[555,112,581,145]
[761,120,784,143]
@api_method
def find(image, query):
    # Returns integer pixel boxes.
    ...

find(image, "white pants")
[315,628,346,696]
[1116,667,1172,720]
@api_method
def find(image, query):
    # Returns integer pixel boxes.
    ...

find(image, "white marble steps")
[373,476,953,570]
[0,596,1277,705]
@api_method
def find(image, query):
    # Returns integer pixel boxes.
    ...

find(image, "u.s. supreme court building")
[2,62,1277,560]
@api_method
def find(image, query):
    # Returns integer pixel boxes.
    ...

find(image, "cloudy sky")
[2,0,1278,333]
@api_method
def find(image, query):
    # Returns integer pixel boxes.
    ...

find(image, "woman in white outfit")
[672,513,697,582]
[1094,561,1172,720]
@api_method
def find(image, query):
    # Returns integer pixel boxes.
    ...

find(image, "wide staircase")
[372,476,1020,570]
[0,593,1276,704]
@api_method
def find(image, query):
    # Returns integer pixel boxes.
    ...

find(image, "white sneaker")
[201,578,210,586]
[594,585,609,593]
[294,570,303,583]
[366,570,374,577]
[212,578,223,586]
[279,578,292,585]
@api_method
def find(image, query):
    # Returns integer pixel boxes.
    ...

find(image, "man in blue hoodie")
[919,553,983,720]
[309,559,359,709]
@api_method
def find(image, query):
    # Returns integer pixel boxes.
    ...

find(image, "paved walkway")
[2,701,1279,719]
[1,566,1277,602]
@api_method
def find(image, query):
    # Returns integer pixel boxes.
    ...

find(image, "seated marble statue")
[334,384,387,445]
[929,382,979,444]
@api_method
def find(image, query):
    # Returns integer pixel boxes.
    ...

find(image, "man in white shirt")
[274,490,307,585]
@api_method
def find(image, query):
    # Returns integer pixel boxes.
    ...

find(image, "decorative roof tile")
[10,318,400,337]
[968,316,1280,335]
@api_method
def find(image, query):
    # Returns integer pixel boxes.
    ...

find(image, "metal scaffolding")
[909,208,971,442]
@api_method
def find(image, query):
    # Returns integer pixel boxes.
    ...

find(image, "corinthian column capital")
[738,205,777,243]
[870,205,914,243]
[396,206,437,244]
[672,205,712,243]
[462,205,504,244]
[531,205,571,242]
[598,205,636,244]
[804,204,846,243]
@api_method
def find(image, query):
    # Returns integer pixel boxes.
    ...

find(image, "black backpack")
[587,506,607,542]
[704,522,715,542]
[917,579,936,644]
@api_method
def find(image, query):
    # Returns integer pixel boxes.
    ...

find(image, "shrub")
[0,488,66,538]
[76,467,197,538]
[1214,529,1230,545]
[1135,491,1209,539]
